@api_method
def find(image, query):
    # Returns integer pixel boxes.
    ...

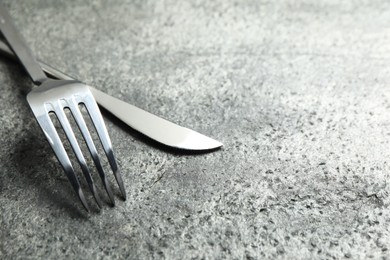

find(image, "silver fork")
[0,6,126,211]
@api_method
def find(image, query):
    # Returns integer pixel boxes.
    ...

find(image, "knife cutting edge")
[0,40,223,151]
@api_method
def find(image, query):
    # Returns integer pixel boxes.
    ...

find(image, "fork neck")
[0,5,48,85]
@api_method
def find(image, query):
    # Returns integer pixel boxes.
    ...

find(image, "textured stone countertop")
[1,0,390,259]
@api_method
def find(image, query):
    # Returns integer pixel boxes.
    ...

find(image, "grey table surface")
[1,0,390,259]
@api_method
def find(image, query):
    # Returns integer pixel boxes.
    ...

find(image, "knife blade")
[0,40,223,151]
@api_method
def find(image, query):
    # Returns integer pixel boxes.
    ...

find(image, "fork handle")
[0,4,48,85]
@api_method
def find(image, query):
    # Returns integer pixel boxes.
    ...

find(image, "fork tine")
[83,95,127,200]
[68,98,116,206]
[34,111,90,212]
[53,101,103,209]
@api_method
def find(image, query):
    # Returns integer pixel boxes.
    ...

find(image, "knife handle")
[0,40,73,81]
[0,39,15,59]
[39,61,74,81]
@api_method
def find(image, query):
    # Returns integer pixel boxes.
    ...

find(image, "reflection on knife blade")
[0,41,223,151]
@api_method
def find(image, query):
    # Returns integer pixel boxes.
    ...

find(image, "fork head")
[27,79,126,211]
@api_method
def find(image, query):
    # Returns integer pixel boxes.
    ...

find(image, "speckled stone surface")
[1,0,390,259]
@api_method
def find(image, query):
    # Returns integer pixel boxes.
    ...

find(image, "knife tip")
[172,130,223,151]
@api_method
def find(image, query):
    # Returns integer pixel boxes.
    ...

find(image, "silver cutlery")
[0,41,223,151]
[0,5,125,211]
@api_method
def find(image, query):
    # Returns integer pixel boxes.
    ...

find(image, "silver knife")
[0,41,223,151]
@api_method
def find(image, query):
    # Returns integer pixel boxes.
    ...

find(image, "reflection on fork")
[0,4,126,211]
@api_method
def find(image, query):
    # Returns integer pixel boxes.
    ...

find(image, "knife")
[0,41,223,151]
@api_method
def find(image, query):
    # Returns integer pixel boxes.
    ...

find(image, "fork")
[0,6,126,211]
